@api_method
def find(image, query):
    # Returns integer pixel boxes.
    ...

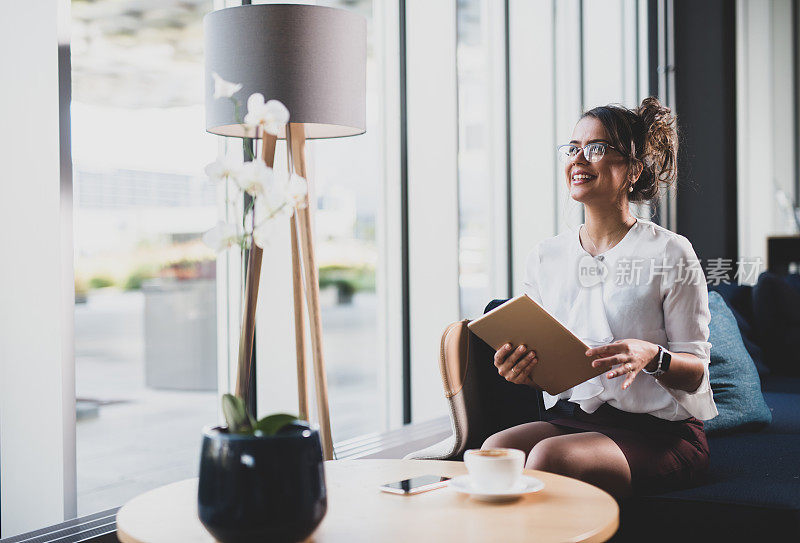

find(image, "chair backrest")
[434,299,543,459]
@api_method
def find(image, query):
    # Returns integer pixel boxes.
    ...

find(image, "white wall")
[770,0,797,232]
[376,0,405,428]
[736,0,797,276]
[509,0,557,291]
[406,0,461,422]
[554,0,585,232]
[486,0,511,301]
[0,0,74,536]
[583,0,627,109]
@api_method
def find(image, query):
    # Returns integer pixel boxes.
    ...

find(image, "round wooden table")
[117,459,619,543]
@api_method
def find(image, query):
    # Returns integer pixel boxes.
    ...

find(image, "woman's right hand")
[494,343,539,387]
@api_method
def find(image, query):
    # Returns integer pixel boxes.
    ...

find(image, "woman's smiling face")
[565,116,633,205]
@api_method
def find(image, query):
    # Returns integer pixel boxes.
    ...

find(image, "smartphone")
[379,475,451,495]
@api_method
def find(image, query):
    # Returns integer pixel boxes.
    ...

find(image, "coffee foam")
[472,449,509,457]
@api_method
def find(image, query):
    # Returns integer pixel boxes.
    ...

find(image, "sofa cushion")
[709,282,769,375]
[704,291,772,434]
[752,272,800,376]
[617,433,800,540]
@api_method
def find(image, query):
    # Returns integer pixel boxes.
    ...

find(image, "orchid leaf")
[222,393,252,434]
[254,413,299,436]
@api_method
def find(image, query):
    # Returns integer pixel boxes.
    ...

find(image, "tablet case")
[467,294,606,395]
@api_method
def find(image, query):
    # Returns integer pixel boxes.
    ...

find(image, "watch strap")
[643,345,667,377]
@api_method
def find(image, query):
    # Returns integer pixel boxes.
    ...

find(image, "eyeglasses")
[556,142,624,163]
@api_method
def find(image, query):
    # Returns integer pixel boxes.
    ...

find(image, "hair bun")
[636,96,678,187]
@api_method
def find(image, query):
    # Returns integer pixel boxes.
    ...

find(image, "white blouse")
[523,218,718,421]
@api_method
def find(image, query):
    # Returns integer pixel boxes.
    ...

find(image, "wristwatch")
[642,345,671,378]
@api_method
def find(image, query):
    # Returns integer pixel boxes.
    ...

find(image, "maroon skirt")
[547,402,710,495]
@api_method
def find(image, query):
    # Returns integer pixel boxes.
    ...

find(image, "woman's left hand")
[585,339,659,390]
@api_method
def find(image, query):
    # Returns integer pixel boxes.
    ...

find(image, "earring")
[629,182,635,193]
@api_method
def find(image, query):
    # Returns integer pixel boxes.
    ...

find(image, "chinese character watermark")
[571,256,765,287]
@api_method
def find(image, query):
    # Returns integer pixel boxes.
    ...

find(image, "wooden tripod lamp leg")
[288,122,334,460]
[288,151,310,422]
[235,131,277,402]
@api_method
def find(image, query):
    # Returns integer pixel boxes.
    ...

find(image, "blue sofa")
[608,380,800,541]
[608,274,800,541]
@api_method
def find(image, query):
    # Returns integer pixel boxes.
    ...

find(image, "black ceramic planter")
[198,424,327,543]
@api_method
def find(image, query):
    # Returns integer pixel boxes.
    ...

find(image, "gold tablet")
[467,294,605,395]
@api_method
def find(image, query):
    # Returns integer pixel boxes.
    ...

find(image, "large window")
[313,0,389,441]
[71,0,219,515]
[70,0,394,518]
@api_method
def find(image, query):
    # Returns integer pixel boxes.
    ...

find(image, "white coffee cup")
[463,448,525,492]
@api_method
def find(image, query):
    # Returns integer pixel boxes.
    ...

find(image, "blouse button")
[596,255,605,261]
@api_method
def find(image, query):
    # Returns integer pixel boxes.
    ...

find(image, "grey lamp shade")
[204,4,366,140]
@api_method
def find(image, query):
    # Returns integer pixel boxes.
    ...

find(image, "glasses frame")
[556,142,626,163]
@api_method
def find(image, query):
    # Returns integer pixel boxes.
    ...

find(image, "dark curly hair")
[582,96,678,203]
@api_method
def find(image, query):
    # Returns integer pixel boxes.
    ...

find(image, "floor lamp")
[204,4,366,461]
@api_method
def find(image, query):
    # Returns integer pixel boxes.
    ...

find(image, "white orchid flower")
[202,222,241,253]
[286,173,308,209]
[235,159,274,196]
[212,72,243,99]
[252,220,275,249]
[244,94,290,136]
[205,153,243,184]
[254,183,290,223]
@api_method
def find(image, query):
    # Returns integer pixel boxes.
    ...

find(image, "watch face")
[661,350,672,372]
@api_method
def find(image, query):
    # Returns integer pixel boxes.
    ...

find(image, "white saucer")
[448,475,545,502]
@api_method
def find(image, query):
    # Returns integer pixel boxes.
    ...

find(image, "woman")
[482,97,718,498]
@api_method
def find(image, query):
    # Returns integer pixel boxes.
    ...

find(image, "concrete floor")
[75,289,380,516]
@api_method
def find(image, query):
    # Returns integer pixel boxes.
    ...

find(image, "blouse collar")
[576,217,641,260]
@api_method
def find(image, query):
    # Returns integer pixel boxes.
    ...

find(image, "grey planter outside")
[143,278,217,391]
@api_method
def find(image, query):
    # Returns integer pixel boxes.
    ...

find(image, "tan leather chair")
[405,300,545,460]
